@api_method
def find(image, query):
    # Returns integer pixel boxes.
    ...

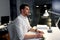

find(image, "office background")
[0,0,60,40]
[0,0,60,27]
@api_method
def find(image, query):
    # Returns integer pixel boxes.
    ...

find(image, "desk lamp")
[42,9,52,33]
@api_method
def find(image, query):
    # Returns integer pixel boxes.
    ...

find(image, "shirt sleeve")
[14,18,25,40]
[15,24,25,40]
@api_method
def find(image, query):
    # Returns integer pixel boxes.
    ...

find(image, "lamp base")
[47,29,52,33]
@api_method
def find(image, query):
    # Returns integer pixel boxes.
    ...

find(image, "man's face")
[22,6,30,16]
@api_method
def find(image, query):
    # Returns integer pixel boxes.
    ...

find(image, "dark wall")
[10,0,17,21]
[31,0,52,26]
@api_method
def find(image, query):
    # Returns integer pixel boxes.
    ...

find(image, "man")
[8,4,44,40]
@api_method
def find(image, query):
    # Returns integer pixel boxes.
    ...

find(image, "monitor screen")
[52,0,60,13]
[1,16,9,25]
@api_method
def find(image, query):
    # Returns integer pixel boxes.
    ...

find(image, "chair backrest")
[7,23,19,40]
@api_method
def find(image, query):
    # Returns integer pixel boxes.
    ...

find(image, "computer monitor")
[1,16,9,25]
[52,0,60,13]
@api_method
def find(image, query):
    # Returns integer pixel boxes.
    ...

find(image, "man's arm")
[24,33,43,39]
[29,27,44,34]
[28,27,37,32]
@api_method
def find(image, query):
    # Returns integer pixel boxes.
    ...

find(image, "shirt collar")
[20,14,27,19]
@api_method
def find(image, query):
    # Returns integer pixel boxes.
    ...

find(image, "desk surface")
[0,25,7,29]
[38,27,60,40]
[0,21,11,29]
[27,26,60,40]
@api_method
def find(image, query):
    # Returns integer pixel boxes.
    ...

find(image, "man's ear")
[21,9,23,12]
[21,9,24,12]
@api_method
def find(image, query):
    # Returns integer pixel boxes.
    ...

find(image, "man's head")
[20,4,30,16]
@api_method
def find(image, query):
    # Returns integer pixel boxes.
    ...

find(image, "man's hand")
[36,33,43,38]
[35,29,44,34]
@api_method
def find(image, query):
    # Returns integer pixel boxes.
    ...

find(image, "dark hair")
[20,4,29,11]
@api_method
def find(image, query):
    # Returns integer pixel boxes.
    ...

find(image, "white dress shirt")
[8,14,32,40]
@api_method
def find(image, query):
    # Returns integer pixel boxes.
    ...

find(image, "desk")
[38,27,60,40]
[0,25,7,29]
[0,25,7,32]
[27,26,60,40]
